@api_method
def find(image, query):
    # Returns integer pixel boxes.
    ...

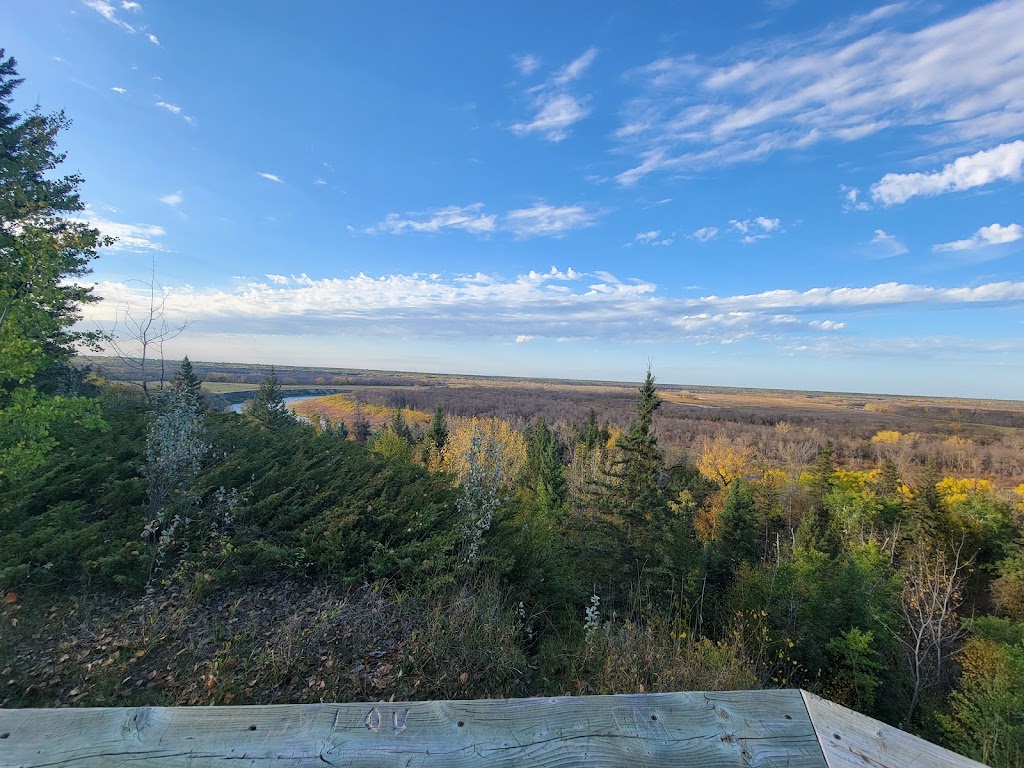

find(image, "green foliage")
[0,387,149,592]
[715,479,761,569]
[193,416,461,589]
[825,628,883,713]
[522,415,568,518]
[171,356,203,406]
[939,620,1024,768]
[244,367,291,428]
[371,428,414,464]
[0,50,108,480]
[426,405,449,452]
[576,407,602,450]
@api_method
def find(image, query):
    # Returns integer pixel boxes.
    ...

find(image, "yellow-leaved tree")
[436,417,526,489]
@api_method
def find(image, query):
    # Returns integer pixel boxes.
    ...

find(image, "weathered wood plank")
[0,690,822,767]
[800,690,987,768]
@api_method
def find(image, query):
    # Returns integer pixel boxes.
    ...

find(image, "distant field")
[77,354,1024,434]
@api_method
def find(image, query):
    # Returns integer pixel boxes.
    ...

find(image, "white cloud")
[615,1,1024,184]
[933,222,1024,252]
[682,281,1024,313]
[730,217,781,243]
[552,47,598,86]
[810,320,846,331]
[81,209,168,252]
[111,86,127,94]
[503,203,598,238]
[80,267,1024,352]
[691,226,718,242]
[871,140,1024,205]
[258,172,284,183]
[313,177,327,185]
[147,33,159,46]
[510,47,597,142]
[515,334,535,344]
[83,0,134,31]
[155,101,194,124]
[841,184,870,212]
[121,1,141,11]
[514,54,541,76]
[368,204,497,235]
[633,229,673,247]
[510,93,590,142]
[871,229,908,257]
[159,190,183,206]
[368,202,598,239]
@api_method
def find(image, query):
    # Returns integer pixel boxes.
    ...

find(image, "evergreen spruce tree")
[389,406,414,444]
[909,461,945,541]
[577,408,601,450]
[716,478,761,568]
[523,415,569,516]
[245,367,290,428]
[170,355,203,408]
[426,405,449,452]
[587,366,684,601]
[606,366,665,529]
[0,50,107,479]
[876,457,901,499]
[810,440,837,512]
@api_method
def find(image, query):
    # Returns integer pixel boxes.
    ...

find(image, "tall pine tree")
[245,367,290,428]
[0,50,107,481]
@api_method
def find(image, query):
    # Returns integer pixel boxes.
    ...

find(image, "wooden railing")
[0,689,985,767]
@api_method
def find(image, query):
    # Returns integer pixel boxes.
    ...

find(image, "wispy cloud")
[552,47,598,86]
[83,0,135,31]
[313,177,327,185]
[257,172,283,183]
[510,47,598,142]
[691,226,719,243]
[514,54,541,76]
[933,222,1023,253]
[159,190,183,206]
[147,33,160,46]
[121,1,141,11]
[871,139,1024,205]
[81,209,168,252]
[505,203,599,238]
[367,204,497,235]
[616,1,1024,184]
[515,334,535,344]
[155,101,195,125]
[871,229,908,257]
[368,202,599,239]
[685,281,1024,313]
[111,86,127,94]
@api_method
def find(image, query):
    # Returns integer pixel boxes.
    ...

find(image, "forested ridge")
[3,49,1024,768]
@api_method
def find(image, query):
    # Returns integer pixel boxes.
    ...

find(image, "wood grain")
[0,690,821,767]
[800,690,987,768]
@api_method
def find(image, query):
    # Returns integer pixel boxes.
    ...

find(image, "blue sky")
[7,0,1024,398]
